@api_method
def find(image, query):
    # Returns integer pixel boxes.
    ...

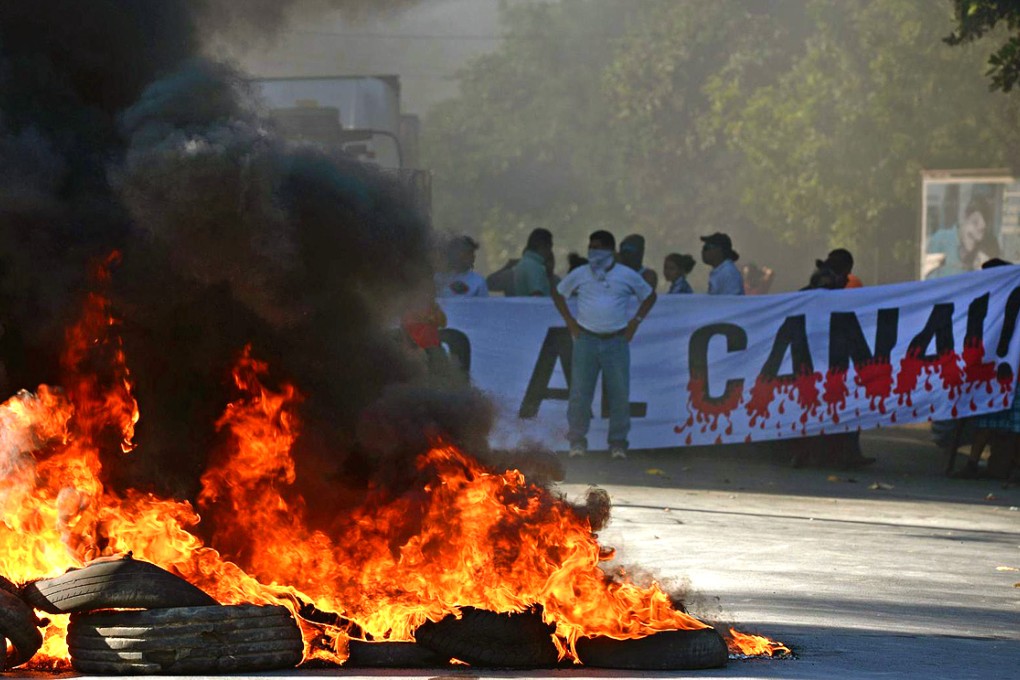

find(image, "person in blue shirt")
[511,228,554,296]
[619,234,659,290]
[663,253,695,294]
[700,232,745,295]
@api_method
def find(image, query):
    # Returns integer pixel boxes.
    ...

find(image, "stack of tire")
[18,555,303,674]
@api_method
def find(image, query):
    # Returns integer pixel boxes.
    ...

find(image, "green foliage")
[945,0,1020,92]
[423,0,636,270]
[730,0,1020,277]
[424,0,1020,284]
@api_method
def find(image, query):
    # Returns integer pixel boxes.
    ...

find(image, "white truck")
[250,75,430,220]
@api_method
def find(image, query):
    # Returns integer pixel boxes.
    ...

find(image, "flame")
[726,627,791,657]
[0,257,786,668]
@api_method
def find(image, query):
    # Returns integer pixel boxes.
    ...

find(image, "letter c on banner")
[688,323,747,404]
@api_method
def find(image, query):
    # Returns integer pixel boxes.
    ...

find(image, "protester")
[485,257,519,296]
[619,234,659,290]
[742,262,774,295]
[826,248,861,288]
[700,232,745,295]
[399,283,466,386]
[952,258,1020,480]
[435,235,488,297]
[567,252,588,272]
[545,250,561,289]
[512,228,554,297]
[552,230,656,459]
[800,259,843,291]
[789,258,876,469]
[663,253,695,294]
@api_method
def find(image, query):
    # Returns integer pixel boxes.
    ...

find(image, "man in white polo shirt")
[552,230,657,459]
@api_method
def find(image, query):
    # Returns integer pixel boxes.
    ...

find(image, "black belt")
[580,326,626,340]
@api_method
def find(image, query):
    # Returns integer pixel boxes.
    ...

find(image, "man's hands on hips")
[624,317,641,342]
[566,317,581,339]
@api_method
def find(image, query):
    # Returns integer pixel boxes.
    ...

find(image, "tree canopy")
[424,0,1020,288]
[946,0,1020,92]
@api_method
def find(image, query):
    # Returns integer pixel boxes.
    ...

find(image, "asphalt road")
[551,424,1020,679]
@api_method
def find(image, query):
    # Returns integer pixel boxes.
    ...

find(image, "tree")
[945,0,1020,92]
[424,0,1020,286]
[422,1,638,270]
[725,0,1020,279]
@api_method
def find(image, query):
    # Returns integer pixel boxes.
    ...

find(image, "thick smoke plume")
[0,0,522,513]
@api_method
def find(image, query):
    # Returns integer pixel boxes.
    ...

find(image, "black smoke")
[0,1,484,508]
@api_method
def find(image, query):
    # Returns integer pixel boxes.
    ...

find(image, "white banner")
[438,267,1020,451]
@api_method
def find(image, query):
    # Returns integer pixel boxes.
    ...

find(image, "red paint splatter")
[895,349,964,407]
[962,339,996,389]
[746,376,781,426]
[857,360,893,414]
[746,371,821,428]
[681,377,740,438]
[894,349,925,406]
[936,351,965,399]
[794,371,822,422]
[823,369,849,422]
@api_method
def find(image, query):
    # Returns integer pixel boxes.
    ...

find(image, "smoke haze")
[0,0,517,509]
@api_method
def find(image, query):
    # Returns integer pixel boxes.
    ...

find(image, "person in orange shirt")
[827,248,862,288]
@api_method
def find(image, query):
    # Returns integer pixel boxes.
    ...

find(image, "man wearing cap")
[552,230,657,460]
[700,232,745,295]
[436,235,489,297]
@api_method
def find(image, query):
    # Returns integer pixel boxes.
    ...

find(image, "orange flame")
[0,259,787,668]
[726,627,791,657]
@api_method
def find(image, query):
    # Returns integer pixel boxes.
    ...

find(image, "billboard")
[921,169,1020,279]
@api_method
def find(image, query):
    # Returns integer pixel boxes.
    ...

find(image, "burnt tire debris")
[413,606,559,668]
[574,627,729,670]
[23,555,217,615]
[0,585,43,669]
[67,604,302,674]
[346,640,449,668]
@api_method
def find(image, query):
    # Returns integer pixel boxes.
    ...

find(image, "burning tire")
[413,607,559,668]
[0,585,43,669]
[23,555,217,614]
[67,604,302,674]
[346,640,449,668]
[574,627,729,670]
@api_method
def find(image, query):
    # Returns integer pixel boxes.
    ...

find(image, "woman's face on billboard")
[960,208,987,252]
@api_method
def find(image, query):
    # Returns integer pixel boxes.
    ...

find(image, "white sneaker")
[569,445,586,458]
[610,447,627,460]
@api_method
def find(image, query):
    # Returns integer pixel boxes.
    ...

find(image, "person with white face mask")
[551,230,657,459]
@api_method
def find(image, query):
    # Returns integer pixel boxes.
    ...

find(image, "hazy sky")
[221,0,516,116]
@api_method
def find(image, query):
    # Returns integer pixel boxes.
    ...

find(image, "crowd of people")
[436,229,770,299]
[411,228,1017,480]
